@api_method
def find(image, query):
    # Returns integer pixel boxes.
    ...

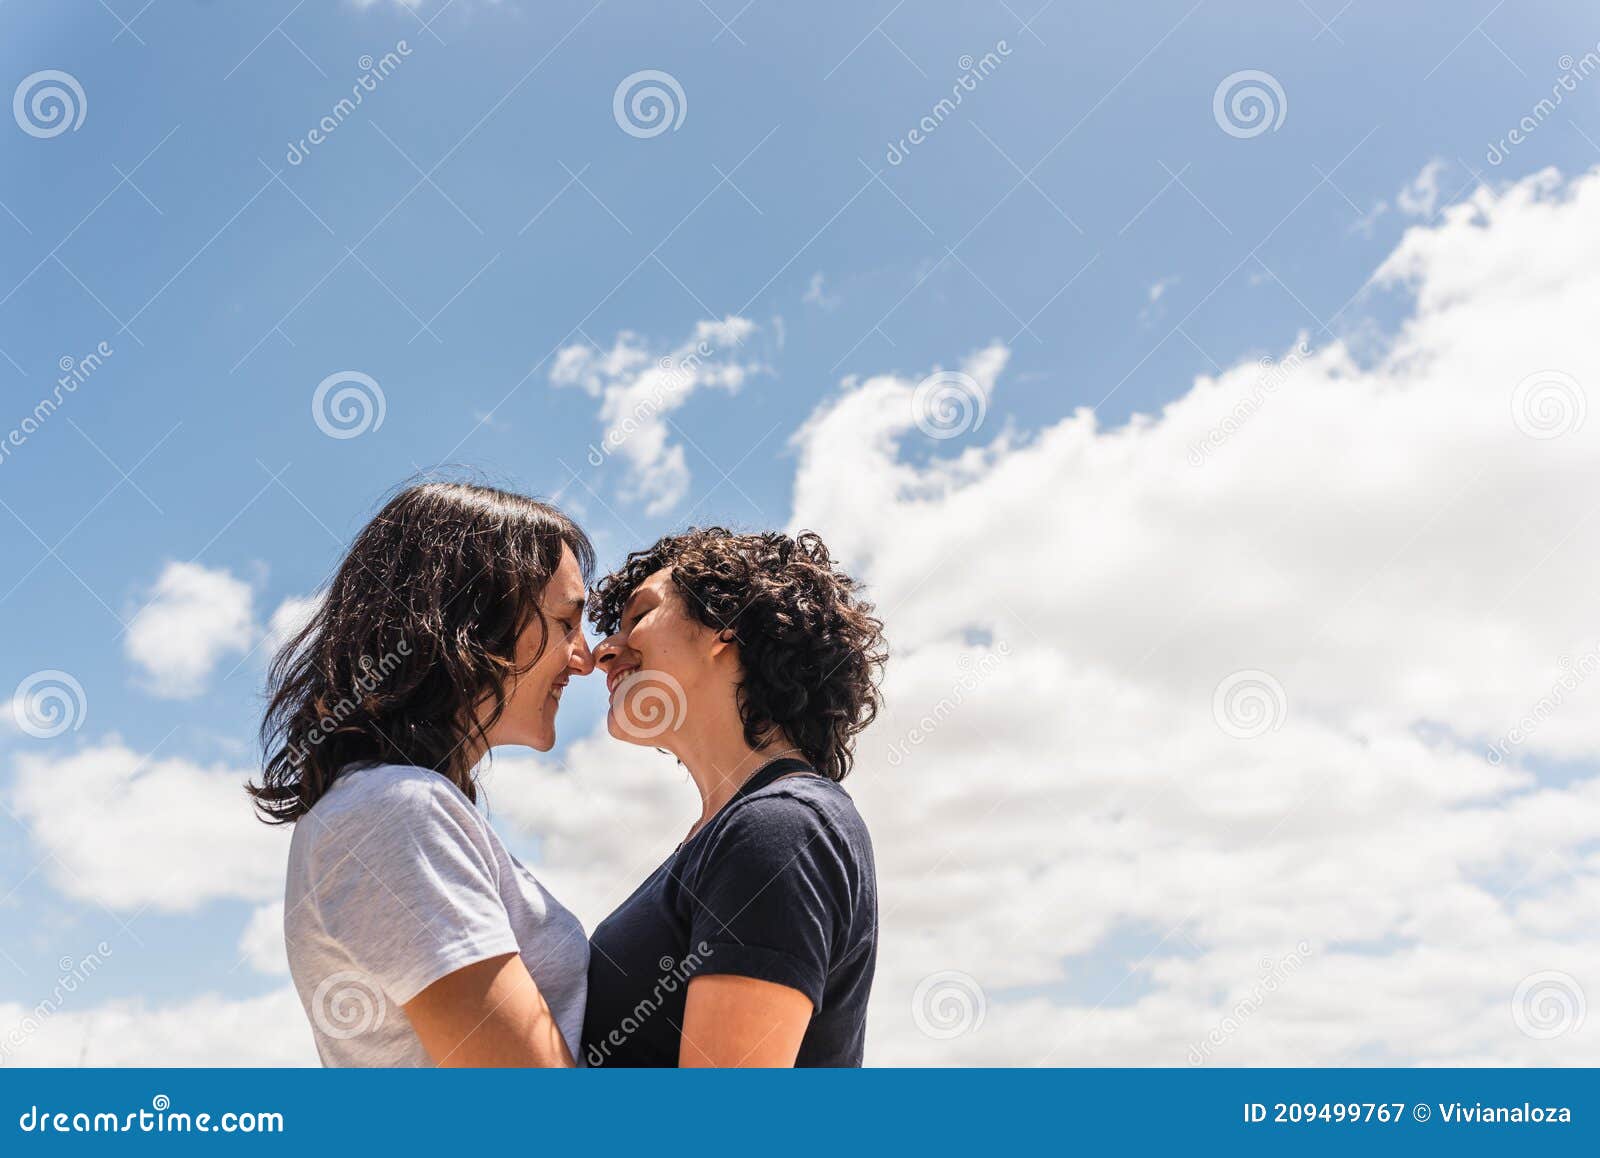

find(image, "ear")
[708,628,738,659]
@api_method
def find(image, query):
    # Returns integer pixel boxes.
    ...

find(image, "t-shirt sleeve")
[306,778,521,1006]
[687,793,853,1010]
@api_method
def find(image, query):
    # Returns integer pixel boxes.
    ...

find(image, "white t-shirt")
[283,763,588,1066]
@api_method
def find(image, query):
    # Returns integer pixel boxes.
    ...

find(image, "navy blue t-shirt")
[582,758,878,1067]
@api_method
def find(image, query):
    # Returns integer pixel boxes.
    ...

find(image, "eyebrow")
[619,587,649,622]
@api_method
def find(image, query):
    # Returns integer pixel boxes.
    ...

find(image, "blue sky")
[4,0,1599,1064]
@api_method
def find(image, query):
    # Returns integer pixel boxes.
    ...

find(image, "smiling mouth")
[549,680,568,702]
[606,665,639,698]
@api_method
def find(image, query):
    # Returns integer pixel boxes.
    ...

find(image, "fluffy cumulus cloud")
[124,562,255,699]
[778,164,1600,1064]
[9,740,289,912]
[550,317,763,514]
[0,987,313,1067]
[11,163,1600,1066]
[262,593,323,662]
[240,901,290,976]
[493,163,1600,1066]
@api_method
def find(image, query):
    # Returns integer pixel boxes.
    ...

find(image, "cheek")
[635,621,705,676]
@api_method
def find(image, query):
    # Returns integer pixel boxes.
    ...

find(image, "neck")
[672,717,800,827]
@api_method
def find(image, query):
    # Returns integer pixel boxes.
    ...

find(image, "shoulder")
[296,764,490,848]
[710,775,872,861]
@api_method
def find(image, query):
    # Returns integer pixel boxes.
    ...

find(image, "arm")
[679,974,813,1067]
[683,793,853,1067]
[404,952,575,1067]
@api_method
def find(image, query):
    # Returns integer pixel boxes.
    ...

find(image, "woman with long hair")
[249,481,595,1067]
[581,527,887,1067]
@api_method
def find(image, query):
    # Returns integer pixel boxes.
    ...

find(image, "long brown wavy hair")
[589,527,887,781]
[247,481,593,824]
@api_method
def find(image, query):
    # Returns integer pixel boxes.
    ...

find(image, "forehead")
[626,566,675,605]
[545,544,587,599]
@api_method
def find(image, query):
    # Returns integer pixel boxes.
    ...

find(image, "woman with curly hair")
[249,482,596,1067]
[581,527,888,1067]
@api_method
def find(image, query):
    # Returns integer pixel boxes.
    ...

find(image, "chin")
[605,711,640,746]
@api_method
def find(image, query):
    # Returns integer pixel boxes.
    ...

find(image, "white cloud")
[1397,158,1448,217]
[803,271,840,309]
[487,164,1600,1066]
[9,740,288,912]
[0,985,313,1066]
[240,901,289,976]
[263,593,322,662]
[124,562,254,699]
[1347,199,1388,237]
[25,163,1600,1068]
[550,317,763,514]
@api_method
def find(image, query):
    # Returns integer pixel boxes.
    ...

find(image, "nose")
[569,629,596,677]
[593,632,623,671]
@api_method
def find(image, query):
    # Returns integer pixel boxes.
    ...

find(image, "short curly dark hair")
[591,527,887,781]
